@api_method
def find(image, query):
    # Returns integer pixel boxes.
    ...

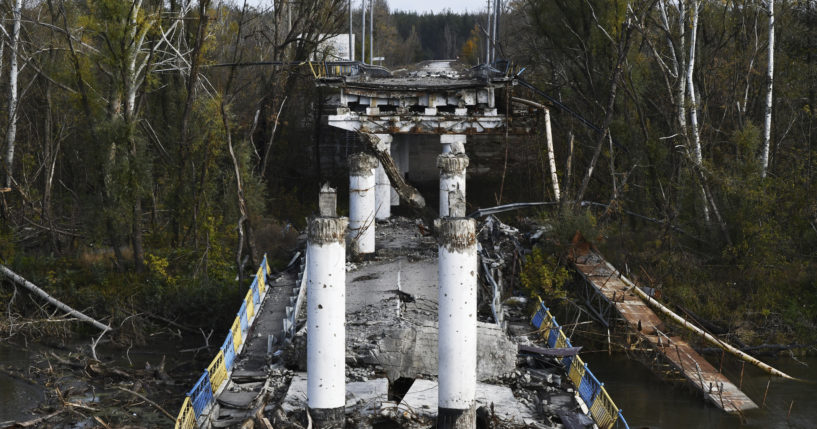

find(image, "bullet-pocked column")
[436,217,478,429]
[437,153,469,217]
[373,134,393,220]
[348,153,378,254]
[306,216,348,428]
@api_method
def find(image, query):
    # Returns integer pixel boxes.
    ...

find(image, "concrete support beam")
[436,217,478,429]
[373,134,393,220]
[440,134,466,155]
[349,153,378,254]
[326,111,513,134]
[306,217,348,428]
[437,154,469,218]
[390,140,410,206]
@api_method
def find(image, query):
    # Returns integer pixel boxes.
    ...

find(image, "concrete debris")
[250,217,599,428]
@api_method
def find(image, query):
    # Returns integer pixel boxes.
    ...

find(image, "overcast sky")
[241,0,483,14]
[387,0,481,13]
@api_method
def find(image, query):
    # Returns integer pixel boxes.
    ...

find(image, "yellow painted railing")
[207,350,227,395]
[174,255,274,428]
[531,298,630,429]
[175,397,196,429]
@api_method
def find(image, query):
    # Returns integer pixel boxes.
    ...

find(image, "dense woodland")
[0,0,815,347]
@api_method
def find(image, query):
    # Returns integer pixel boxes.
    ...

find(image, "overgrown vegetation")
[520,247,570,301]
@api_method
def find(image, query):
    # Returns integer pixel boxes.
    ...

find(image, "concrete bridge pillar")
[349,153,378,254]
[440,134,466,154]
[436,217,478,429]
[373,134,393,220]
[306,216,348,428]
[437,153,469,218]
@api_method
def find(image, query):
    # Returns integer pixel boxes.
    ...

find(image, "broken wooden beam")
[356,132,438,227]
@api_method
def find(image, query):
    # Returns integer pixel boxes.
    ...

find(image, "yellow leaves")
[145,253,177,286]
[520,248,570,301]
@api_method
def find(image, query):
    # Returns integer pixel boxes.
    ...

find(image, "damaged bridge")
[175,60,632,429]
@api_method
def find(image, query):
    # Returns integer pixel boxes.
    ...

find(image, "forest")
[0,0,815,368]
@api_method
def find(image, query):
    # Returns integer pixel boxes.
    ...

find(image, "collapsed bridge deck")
[569,245,758,413]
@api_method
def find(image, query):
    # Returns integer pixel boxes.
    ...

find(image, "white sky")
[385,0,481,14]
[241,0,482,14]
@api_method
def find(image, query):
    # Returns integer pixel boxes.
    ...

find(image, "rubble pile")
[259,217,592,428]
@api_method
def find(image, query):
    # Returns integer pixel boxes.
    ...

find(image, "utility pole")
[369,0,374,66]
[349,0,354,61]
[362,0,366,64]
[485,0,492,64]
[492,0,500,62]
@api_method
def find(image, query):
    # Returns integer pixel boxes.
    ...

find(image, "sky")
[242,0,482,14]
[386,0,480,14]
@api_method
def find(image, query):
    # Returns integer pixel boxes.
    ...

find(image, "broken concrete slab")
[346,378,389,413]
[280,373,308,414]
[345,313,516,382]
[398,379,538,425]
[279,373,389,416]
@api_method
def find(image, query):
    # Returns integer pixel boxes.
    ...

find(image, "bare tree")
[4,0,21,188]
[760,0,774,177]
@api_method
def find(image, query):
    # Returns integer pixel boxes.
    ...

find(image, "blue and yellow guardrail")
[307,61,356,79]
[174,255,273,428]
[531,299,630,429]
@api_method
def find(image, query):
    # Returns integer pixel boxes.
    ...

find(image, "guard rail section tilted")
[531,300,630,429]
[174,255,273,429]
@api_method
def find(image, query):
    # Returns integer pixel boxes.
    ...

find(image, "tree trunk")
[4,0,21,188]
[544,108,561,201]
[179,0,211,247]
[576,20,633,203]
[686,0,711,223]
[760,0,774,178]
[0,265,110,332]
[687,0,702,165]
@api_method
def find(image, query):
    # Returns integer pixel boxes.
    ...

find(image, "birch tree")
[4,0,21,188]
[760,0,774,178]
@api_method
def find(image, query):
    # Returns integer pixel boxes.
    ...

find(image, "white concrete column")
[306,216,348,428]
[373,134,393,220]
[437,153,469,218]
[436,217,478,429]
[348,153,377,254]
[440,134,466,154]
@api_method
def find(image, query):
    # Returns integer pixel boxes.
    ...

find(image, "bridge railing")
[283,252,307,340]
[531,300,630,429]
[174,255,273,429]
[307,61,356,78]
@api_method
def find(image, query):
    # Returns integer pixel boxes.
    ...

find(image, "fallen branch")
[0,409,66,428]
[0,264,110,332]
[115,386,175,422]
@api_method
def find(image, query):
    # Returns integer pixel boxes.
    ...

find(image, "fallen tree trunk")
[0,264,110,332]
[602,259,798,381]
